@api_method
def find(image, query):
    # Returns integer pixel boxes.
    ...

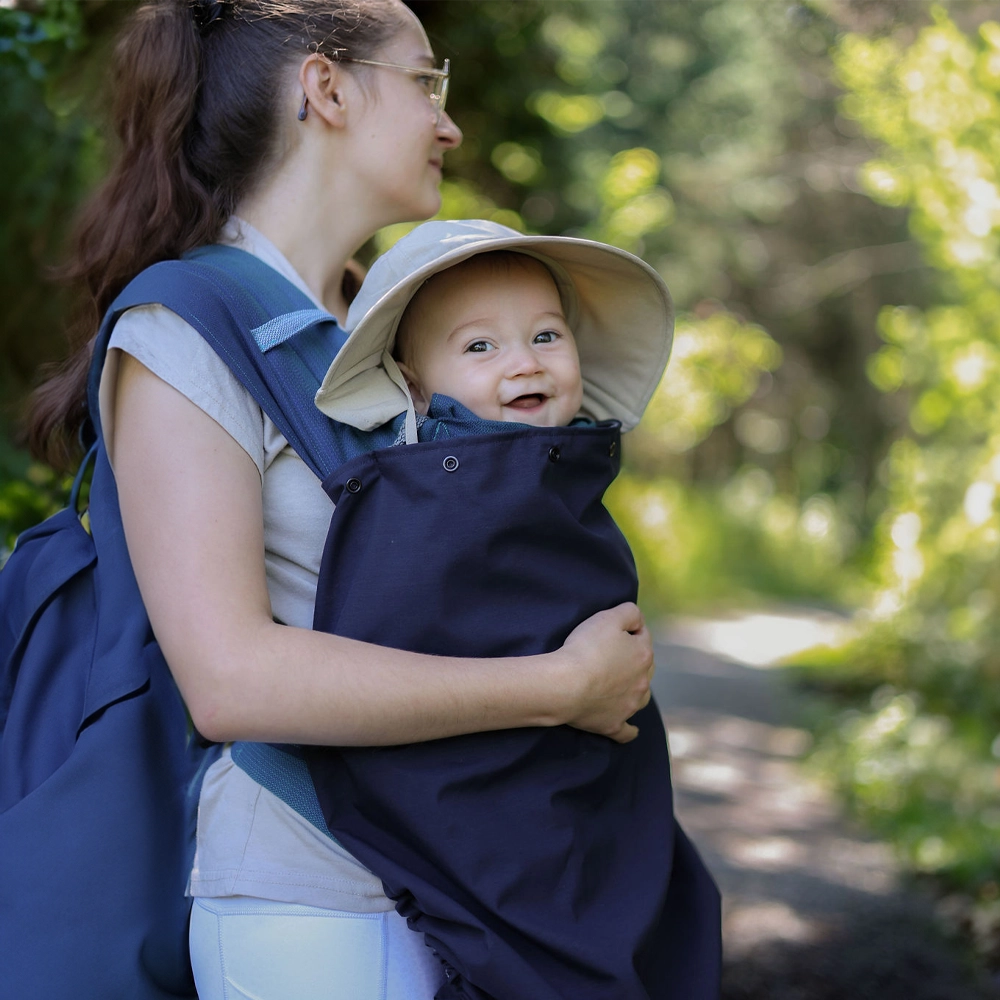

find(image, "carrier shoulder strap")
[87,245,347,482]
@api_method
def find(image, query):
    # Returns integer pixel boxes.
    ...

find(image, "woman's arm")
[111,355,653,746]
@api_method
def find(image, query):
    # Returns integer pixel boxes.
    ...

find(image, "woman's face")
[349,13,462,226]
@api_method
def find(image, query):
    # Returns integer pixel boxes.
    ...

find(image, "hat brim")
[315,233,673,433]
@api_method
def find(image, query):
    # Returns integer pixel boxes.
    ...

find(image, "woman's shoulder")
[106,304,267,476]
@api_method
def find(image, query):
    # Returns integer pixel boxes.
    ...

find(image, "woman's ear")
[298,53,349,128]
[395,361,431,416]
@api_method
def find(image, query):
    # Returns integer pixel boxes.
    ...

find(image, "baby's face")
[396,255,584,427]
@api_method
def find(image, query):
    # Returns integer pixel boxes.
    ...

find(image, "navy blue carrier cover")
[308,422,721,1000]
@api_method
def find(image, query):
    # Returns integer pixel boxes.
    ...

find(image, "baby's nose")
[505,344,544,376]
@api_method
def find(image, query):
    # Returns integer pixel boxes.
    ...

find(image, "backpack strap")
[86,246,348,482]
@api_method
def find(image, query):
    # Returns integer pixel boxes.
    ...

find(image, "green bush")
[0,440,72,563]
[778,9,1000,944]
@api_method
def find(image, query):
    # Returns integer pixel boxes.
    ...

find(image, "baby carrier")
[1,244,720,999]
[305,412,722,1000]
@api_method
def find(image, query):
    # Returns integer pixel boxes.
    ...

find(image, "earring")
[297,94,308,121]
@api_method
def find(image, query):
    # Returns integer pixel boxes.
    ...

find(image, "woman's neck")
[237,164,375,324]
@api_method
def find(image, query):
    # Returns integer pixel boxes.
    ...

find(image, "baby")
[309,219,677,463]
[246,221,720,1000]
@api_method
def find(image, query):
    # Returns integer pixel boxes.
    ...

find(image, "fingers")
[561,602,656,743]
[630,620,651,643]
[630,620,655,677]
[609,601,644,634]
[610,722,639,744]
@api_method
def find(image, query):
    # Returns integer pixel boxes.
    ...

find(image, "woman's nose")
[436,111,462,149]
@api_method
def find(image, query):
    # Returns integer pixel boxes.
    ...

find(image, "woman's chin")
[420,192,443,221]
[385,196,442,229]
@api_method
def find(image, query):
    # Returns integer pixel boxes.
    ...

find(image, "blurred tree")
[792,6,1000,930]
[0,0,127,406]
[836,1,1000,730]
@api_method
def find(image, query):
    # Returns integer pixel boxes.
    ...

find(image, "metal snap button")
[442,455,459,472]
[346,477,362,494]
[548,446,561,463]
[609,440,617,458]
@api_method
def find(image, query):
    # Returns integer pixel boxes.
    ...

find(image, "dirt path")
[653,612,997,1000]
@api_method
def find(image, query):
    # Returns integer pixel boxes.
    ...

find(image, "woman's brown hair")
[27,0,405,470]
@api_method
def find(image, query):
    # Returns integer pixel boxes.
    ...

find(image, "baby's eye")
[533,330,560,344]
[466,340,495,353]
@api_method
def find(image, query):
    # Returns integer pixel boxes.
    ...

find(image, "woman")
[27,1,655,996]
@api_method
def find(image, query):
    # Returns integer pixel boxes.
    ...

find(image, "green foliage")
[633,312,782,457]
[833,5,1000,716]
[0,0,124,400]
[0,0,83,78]
[0,439,72,563]
[608,469,859,611]
[606,309,862,608]
[793,633,1000,957]
[792,6,1000,912]
[791,642,1000,959]
[428,0,819,300]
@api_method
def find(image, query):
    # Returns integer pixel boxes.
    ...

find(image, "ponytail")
[26,0,405,470]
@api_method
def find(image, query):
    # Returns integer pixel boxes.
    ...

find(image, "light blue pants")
[189,896,446,1000]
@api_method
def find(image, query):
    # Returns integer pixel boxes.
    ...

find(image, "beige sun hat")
[315,219,673,436]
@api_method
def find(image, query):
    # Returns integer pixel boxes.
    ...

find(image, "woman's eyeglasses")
[340,57,451,126]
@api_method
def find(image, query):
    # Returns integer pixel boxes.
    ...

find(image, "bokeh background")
[3,0,1000,979]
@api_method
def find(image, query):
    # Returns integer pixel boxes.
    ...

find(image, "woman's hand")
[556,603,654,744]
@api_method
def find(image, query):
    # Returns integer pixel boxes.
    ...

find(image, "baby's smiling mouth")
[506,394,547,409]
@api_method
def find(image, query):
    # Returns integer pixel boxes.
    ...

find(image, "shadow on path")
[653,624,997,1000]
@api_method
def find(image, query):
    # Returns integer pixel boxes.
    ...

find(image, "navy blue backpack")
[0,245,351,998]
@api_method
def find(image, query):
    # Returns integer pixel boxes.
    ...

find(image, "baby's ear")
[395,361,430,416]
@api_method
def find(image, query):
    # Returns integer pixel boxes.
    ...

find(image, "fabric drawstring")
[382,352,419,445]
